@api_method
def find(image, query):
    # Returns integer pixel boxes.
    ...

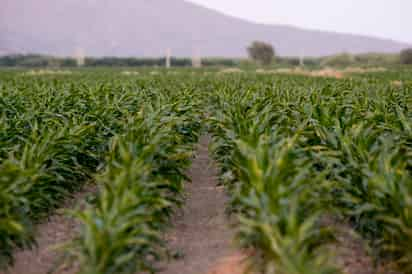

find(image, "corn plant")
[207,85,341,273]
[65,96,201,273]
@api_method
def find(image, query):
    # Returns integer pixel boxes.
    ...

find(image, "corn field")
[1,68,412,274]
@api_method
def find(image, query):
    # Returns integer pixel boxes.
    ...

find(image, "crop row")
[0,73,202,272]
[207,74,412,273]
[64,92,201,274]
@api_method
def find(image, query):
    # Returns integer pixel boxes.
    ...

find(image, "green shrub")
[321,53,355,67]
[400,48,412,64]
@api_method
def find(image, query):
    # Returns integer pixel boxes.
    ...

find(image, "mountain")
[0,0,409,57]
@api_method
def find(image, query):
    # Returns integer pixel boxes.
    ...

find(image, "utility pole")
[192,48,202,68]
[299,49,305,67]
[166,48,171,68]
[75,47,85,67]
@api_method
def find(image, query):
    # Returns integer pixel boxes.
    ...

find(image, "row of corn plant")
[62,88,202,273]
[0,72,201,270]
[207,81,341,274]
[305,84,412,272]
[0,75,149,267]
[207,72,412,273]
[0,81,100,265]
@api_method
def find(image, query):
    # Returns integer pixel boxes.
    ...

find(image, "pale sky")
[188,0,411,44]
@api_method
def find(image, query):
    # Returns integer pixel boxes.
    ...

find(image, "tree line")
[247,41,412,66]
[0,45,411,68]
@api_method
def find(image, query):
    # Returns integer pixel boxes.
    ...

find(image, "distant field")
[1,68,411,274]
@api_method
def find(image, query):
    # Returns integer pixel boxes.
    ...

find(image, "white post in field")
[192,49,202,68]
[299,49,305,67]
[166,48,171,68]
[75,47,85,67]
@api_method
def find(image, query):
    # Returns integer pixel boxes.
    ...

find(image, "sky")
[188,0,411,44]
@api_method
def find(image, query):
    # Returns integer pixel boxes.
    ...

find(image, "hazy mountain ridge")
[1,0,409,57]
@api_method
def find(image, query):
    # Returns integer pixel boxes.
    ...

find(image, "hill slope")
[1,0,409,57]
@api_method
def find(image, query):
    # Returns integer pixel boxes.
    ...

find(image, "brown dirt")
[1,184,96,274]
[391,80,403,87]
[206,252,250,274]
[329,220,401,274]
[255,67,387,79]
[158,136,247,274]
[333,224,376,274]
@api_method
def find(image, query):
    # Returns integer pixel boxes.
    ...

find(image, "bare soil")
[158,136,247,274]
[327,219,401,274]
[333,224,376,274]
[1,184,96,274]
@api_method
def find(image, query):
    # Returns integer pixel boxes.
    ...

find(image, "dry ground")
[0,185,96,274]
[158,136,248,274]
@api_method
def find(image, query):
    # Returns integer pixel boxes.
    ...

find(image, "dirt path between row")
[159,136,247,274]
[1,185,96,274]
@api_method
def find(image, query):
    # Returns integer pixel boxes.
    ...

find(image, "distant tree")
[400,48,412,65]
[247,41,275,65]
